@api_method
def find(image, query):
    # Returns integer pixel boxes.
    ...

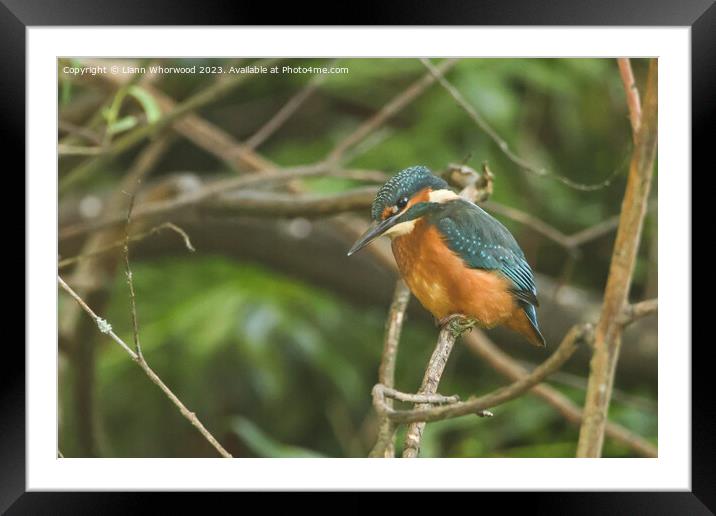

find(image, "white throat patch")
[384,219,416,238]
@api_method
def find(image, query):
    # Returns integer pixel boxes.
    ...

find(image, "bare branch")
[422,58,625,192]
[387,324,589,426]
[327,59,459,163]
[58,276,233,458]
[401,320,463,457]
[619,298,657,326]
[463,330,657,457]
[617,58,642,140]
[204,187,378,218]
[122,194,143,358]
[369,281,411,458]
[244,60,335,150]
[59,163,378,240]
[376,385,460,405]
[577,58,658,457]
[59,222,194,269]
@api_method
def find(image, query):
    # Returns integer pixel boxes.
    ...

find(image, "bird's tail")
[506,303,546,348]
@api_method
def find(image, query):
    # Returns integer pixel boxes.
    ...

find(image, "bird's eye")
[396,196,409,210]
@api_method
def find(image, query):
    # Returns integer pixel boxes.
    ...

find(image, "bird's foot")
[438,313,477,337]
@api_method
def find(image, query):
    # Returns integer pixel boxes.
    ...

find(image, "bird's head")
[347,165,455,256]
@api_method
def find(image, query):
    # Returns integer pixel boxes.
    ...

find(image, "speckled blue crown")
[371,166,448,220]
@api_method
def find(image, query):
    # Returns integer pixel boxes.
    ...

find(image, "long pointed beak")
[347,216,399,256]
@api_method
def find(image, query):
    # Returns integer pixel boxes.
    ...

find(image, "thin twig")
[327,59,459,163]
[58,221,194,269]
[376,385,460,405]
[58,276,233,458]
[122,194,143,358]
[369,280,411,458]
[577,59,658,457]
[618,298,657,326]
[421,58,626,192]
[244,60,335,150]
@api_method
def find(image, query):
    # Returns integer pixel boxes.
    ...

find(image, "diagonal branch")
[422,58,625,192]
[327,59,459,163]
[382,324,589,426]
[463,330,657,457]
[58,276,233,458]
[244,61,335,150]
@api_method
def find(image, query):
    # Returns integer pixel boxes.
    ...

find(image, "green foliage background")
[58,58,657,457]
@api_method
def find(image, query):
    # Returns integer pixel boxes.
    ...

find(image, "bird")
[347,165,545,347]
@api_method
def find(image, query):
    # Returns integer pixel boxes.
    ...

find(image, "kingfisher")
[347,165,545,347]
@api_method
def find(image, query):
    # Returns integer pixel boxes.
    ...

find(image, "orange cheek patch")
[406,188,431,209]
[381,207,393,220]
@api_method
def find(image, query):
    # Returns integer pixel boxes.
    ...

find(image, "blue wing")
[427,199,540,310]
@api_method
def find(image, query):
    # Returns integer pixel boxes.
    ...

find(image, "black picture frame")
[6,0,706,511]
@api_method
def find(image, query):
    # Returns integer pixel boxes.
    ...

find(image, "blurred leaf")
[128,85,162,124]
[231,416,325,458]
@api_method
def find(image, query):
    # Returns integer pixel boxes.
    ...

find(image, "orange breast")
[392,221,516,326]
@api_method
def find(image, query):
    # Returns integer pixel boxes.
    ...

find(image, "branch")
[58,276,233,458]
[382,324,589,426]
[619,298,657,326]
[617,58,642,140]
[327,58,459,163]
[577,58,658,457]
[369,280,411,458]
[59,162,381,240]
[463,330,657,457]
[244,60,335,150]
[203,187,378,218]
[421,58,625,192]
[58,221,194,269]
[401,320,463,457]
